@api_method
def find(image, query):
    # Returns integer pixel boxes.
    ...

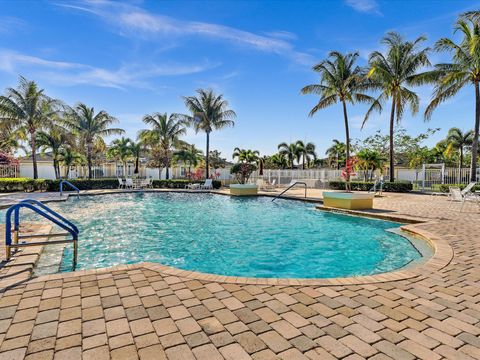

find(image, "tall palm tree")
[129,140,144,175]
[364,32,430,182]
[356,149,385,181]
[174,144,203,176]
[140,112,187,179]
[64,103,123,179]
[107,137,132,176]
[296,141,317,169]
[446,127,474,173]
[302,52,377,175]
[270,153,288,169]
[36,125,72,179]
[182,89,236,178]
[232,148,260,164]
[422,18,480,181]
[325,139,346,169]
[278,142,301,169]
[59,147,84,179]
[0,76,60,178]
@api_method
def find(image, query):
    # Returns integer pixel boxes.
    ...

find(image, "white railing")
[0,165,19,178]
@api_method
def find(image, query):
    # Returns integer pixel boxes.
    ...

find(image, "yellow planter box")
[323,192,374,210]
[230,184,258,196]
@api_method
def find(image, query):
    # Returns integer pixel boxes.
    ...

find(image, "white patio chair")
[200,179,213,189]
[117,178,125,189]
[449,185,479,212]
[125,178,134,189]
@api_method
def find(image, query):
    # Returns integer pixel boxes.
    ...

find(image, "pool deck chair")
[125,178,134,189]
[449,184,479,212]
[200,179,213,189]
[117,178,125,189]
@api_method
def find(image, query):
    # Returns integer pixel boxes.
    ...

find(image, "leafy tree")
[208,150,227,172]
[140,112,186,179]
[278,142,301,169]
[0,76,60,178]
[364,32,430,182]
[107,137,132,176]
[302,51,377,172]
[129,140,144,174]
[36,125,72,179]
[325,139,346,169]
[446,127,474,169]
[174,144,204,176]
[296,141,317,169]
[64,103,123,179]
[182,89,236,178]
[232,148,260,164]
[59,148,84,178]
[422,17,480,181]
[356,149,385,181]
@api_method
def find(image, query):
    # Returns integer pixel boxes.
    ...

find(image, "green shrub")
[0,178,222,192]
[436,183,480,193]
[328,180,412,192]
[0,178,48,192]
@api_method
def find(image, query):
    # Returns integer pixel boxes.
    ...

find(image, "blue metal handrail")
[5,199,79,268]
[60,180,80,197]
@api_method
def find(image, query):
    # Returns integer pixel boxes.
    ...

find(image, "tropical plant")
[182,89,236,178]
[232,148,260,164]
[302,51,377,177]
[59,148,84,178]
[230,163,257,184]
[296,141,317,169]
[0,76,60,178]
[129,140,144,174]
[208,150,226,172]
[139,112,187,179]
[174,144,203,176]
[422,17,480,181]
[268,153,288,169]
[364,32,430,182]
[107,137,132,176]
[64,103,123,179]
[445,127,474,169]
[356,149,385,181]
[36,126,72,179]
[278,142,301,169]
[325,139,346,169]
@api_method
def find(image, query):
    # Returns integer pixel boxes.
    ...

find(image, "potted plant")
[323,157,375,209]
[229,163,258,196]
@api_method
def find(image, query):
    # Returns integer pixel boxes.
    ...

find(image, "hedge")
[0,178,221,192]
[328,180,413,193]
[436,183,480,193]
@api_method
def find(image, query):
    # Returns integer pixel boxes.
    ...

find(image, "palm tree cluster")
[0,79,236,180]
[302,11,480,182]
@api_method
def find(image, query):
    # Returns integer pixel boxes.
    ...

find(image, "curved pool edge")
[23,188,454,286]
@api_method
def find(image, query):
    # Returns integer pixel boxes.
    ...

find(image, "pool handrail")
[60,179,80,198]
[5,199,79,268]
[271,181,307,202]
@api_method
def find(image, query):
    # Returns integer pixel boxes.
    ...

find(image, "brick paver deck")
[0,190,479,359]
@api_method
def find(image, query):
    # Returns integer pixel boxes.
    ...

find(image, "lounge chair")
[117,178,125,189]
[200,179,213,189]
[449,184,479,211]
[125,178,134,189]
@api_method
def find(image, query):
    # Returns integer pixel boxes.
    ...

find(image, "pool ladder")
[271,181,307,202]
[60,180,80,198]
[5,199,79,270]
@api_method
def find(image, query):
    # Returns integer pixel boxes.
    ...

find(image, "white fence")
[0,165,19,178]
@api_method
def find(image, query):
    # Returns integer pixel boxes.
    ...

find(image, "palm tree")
[356,149,385,181]
[64,103,123,179]
[296,141,317,169]
[0,76,60,178]
[302,52,377,175]
[278,142,301,169]
[129,140,144,175]
[270,153,288,169]
[446,128,474,180]
[174,144,203,176]
[59,147,84,178]
[232,148,260,164]
[140,112,187,179]
[422,18,480,181]
[107,137,132,176]
[364,32,430,182]
[325,139,346,169]
[182,89,236,178]
[36,126,72,179]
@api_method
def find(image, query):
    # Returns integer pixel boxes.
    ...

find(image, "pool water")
[27,193,430,278]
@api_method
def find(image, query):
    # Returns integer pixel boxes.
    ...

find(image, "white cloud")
[0,16,27,34]
[345,0,382,15]
[0,49,218,89]
[56,1,314,66]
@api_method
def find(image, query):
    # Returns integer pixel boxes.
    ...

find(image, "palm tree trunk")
[166,161,170,180]
[389,98,396,183]
[205,132,210,179]
[134,157,139,174]
[459,148,463,184]
[30,132,38,179]
[471,81,480,182]
[87,141,93,179]
[342,101,350,163]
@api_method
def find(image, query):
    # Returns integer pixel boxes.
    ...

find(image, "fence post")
[422,164,425,192]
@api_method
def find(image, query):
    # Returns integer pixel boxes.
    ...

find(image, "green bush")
[436,183,480,193]
[0,178,222,192]
[328,180,413,192]
[0,178,48,192]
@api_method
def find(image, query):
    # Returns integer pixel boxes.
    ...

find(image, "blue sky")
[0,0,477,159]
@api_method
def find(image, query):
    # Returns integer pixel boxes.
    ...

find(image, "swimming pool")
[34,193,430,278]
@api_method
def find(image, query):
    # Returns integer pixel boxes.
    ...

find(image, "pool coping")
[1,189,454,287]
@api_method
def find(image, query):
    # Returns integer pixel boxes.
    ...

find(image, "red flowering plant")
[0,152,19,165]
[341,156,357,192]
[191,168,204,180]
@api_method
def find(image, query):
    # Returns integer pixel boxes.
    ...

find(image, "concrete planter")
[323,192,374,210]
[230,184,258,196]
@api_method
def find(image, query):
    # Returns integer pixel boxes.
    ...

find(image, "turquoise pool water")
[25,193,429,278]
